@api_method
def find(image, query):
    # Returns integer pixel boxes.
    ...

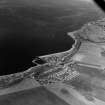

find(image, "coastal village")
[35,18,105,105]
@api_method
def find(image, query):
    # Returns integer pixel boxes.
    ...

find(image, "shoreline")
[36,31,82,66]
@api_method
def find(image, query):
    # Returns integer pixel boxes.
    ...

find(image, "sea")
[0,17,75,75]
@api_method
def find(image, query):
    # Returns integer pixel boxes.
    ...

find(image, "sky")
[79,0,93,2]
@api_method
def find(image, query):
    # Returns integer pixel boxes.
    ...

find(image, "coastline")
[37,31,81,65]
